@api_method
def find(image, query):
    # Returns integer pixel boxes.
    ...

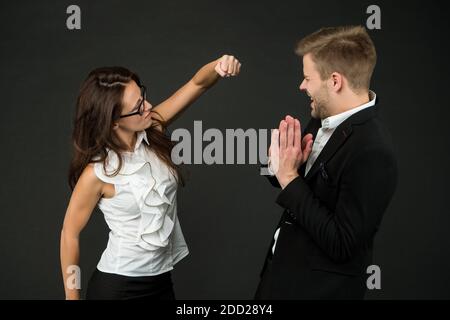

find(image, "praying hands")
[269,115,314,189]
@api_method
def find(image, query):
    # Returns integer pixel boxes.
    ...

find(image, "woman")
[60,55,241,300]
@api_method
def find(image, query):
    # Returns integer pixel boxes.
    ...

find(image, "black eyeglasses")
[119,85,147,118]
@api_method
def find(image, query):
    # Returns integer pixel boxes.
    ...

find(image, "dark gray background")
[1,0,449,299]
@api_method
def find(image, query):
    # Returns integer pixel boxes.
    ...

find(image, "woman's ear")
[112,122,120,130]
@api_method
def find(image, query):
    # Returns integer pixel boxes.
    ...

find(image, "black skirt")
[86,268,175,300]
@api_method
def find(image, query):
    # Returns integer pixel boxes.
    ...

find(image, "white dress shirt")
[271,91,377,255]
[93,131,189,276]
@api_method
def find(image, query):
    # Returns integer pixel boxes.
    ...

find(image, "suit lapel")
[304,124,353,181]
[303,104,379,181]
[299,118,322,177]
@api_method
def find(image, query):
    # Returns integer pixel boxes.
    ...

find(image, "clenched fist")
[215,55,241,77]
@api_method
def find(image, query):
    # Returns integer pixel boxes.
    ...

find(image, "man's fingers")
[285,115,294,123]
[302,133,313,149]
[287,118,294,147]
[302,140,314,163]
[294,119,301,149]
[270,129,280,174]
[301,133,314,163]
[279,120,287,152]
[270,129,279,155]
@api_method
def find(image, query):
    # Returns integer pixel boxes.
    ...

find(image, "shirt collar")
[321,90,377,130]
[134,130,149,151]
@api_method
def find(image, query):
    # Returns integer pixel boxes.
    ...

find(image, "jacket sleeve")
[275,144,398,263]
[259,163,281,188]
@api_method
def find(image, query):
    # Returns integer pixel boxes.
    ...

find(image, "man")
[255,25,398,299]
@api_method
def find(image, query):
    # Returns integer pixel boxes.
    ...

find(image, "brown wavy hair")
[68,66,183,189]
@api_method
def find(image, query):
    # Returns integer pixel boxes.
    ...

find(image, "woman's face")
[117,80,153,132]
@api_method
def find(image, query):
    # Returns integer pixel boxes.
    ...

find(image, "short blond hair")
[296,25,376,92]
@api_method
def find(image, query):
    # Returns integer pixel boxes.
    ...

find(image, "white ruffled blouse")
[93,131,188,276]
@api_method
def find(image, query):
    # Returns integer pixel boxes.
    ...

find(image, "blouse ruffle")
[94,147,176,251]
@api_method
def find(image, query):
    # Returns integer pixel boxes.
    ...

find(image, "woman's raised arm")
[152,54,241,126]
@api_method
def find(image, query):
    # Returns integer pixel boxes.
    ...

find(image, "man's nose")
[299,79,306,91]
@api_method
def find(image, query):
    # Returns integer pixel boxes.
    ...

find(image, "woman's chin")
[142,122,152,130]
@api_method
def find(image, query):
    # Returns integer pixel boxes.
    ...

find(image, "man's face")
[299,54,330,119]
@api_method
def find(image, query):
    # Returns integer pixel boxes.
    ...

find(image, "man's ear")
[329,72,343,92]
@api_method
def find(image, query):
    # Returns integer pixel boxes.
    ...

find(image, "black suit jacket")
[260,103,398,299]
